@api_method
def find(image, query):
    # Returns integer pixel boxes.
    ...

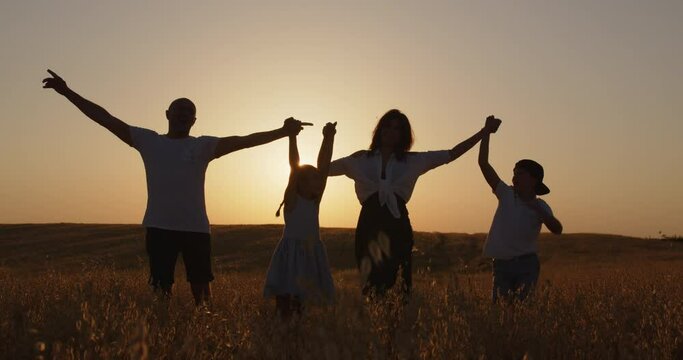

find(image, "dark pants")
[356,193,413,296]
[145,227,214,292]
[492,253,540,303]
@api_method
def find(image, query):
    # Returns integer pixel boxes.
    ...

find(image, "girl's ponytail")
[275,199,285,217]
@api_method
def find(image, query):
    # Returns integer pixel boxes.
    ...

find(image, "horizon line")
[0,222,660,240]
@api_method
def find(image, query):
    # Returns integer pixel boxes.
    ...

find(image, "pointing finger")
[301,122,313,126]
[46,69,61,79]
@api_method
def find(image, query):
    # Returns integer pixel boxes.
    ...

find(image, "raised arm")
[317,122,337,193]
[449,116,502,161]
[478,130,502,191]
[289,133,300,170]
[213,118,312,158]
[276,134,302,217]
[42,69,132,146]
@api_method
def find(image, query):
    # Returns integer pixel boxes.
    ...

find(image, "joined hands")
[323,122,337,137]
[283,117,312,136]
[485,115,502,134]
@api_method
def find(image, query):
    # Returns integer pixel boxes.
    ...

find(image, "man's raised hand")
[42,69,69,95]
[283,117,313,136]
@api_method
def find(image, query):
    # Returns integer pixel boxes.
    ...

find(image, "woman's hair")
[275,165,319,217]
[368,109,414,161]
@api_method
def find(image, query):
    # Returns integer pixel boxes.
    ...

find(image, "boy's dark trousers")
[492,253,540,302]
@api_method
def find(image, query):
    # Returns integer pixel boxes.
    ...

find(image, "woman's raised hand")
[484,115,502,134]
[323,122,337,137]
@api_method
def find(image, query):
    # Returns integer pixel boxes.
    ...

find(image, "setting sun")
[1,1,682,238]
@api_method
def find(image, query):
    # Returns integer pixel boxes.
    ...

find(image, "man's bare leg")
[191,282,211,306]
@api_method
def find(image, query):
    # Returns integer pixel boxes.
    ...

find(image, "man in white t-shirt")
[43,70,309,305]
[478,115,563,302]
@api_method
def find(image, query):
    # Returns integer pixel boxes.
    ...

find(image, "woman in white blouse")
[329,109,501,296]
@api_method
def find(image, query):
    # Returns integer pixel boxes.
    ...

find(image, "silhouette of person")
[478,115,562,303]
[328,109,500,297]
[42,69,309,306]
[265,122,337,319]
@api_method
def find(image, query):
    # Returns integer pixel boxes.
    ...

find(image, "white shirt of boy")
[483,181,553,259]
[130,127,219,234]
[329,150,453,218]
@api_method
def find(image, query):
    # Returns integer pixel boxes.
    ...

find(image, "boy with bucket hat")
[478,116,563,302]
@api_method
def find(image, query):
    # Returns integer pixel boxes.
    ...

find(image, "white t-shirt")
[130,127,219,234]
[483,181,553,259]
[328,150,453,218]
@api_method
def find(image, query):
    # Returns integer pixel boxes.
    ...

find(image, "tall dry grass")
[1,263,682,359]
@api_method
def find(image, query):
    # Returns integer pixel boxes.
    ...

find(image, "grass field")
[1,224,683,359]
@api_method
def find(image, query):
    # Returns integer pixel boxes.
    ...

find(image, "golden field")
[1,224,682,359]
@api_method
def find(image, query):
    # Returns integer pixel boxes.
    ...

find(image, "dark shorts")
[145,227,214,290]
[492,253,540,302]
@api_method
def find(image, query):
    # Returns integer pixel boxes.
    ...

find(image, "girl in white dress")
[264,122,337,318]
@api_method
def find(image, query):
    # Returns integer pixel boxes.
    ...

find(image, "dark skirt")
[355,192,413,295]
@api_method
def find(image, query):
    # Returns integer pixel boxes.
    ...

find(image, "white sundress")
[263,195,335,302]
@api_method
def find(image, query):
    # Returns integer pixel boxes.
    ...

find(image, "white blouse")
[328,150,453,218]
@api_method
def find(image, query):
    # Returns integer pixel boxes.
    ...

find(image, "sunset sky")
[1,0,681,238]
